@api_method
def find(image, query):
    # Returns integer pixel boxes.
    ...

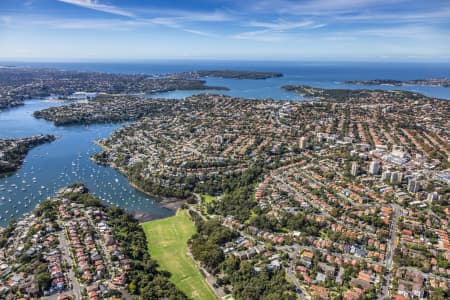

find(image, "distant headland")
[343,78,450,88]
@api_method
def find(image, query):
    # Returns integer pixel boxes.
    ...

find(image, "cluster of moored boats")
[0,145,156,224]
[0,101,164,226]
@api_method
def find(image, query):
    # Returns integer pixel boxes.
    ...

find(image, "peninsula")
[0,184,186,299]
[281,84,432,102]
[33,95,171,126]
[0,67,228,109]
[157,70,284,80]
[343,78,450,88]
[0,134,56,176]
[195,70,283,79]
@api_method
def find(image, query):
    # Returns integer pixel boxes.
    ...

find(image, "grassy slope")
[201,194,216,204]
[142,209,216,300]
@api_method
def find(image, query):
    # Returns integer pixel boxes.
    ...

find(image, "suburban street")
[378,204,401,300]
[58,229,81,300]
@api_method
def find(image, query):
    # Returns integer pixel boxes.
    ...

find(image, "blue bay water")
[0,61,449,226]
[0,100,171,226]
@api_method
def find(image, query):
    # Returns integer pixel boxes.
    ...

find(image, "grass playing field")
[142,209,216,300]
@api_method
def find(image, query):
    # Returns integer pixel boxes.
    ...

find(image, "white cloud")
[324,35,355,41]
[0,16,12,25]
[56,1,234,23]
[24,1,34,8]
[335,7,450,22]
[1,14,221,38]
[232,29,285,42]
[53,1,225,36]
[179,11,233,22]
[356,25,450,40]
[247,20,326,31]
[146,18,219,37]
[182,29,219,38]
[317,25,450,44]
[289,0,408,12]
[57,0,134,17]
[234,19,325,42]
[149,17,181,28]
[1,15,149,30]
[37,18,144,30]
[252,0,409,15]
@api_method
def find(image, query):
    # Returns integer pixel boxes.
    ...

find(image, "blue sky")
[0,0,449,61]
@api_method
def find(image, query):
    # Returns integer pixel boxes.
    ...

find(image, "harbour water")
[0,100,171,226]
[0,61,449,226]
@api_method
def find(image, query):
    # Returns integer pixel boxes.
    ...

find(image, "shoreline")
[91,142,187,216]
[0,134,58,177]
[127,180,186,211]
